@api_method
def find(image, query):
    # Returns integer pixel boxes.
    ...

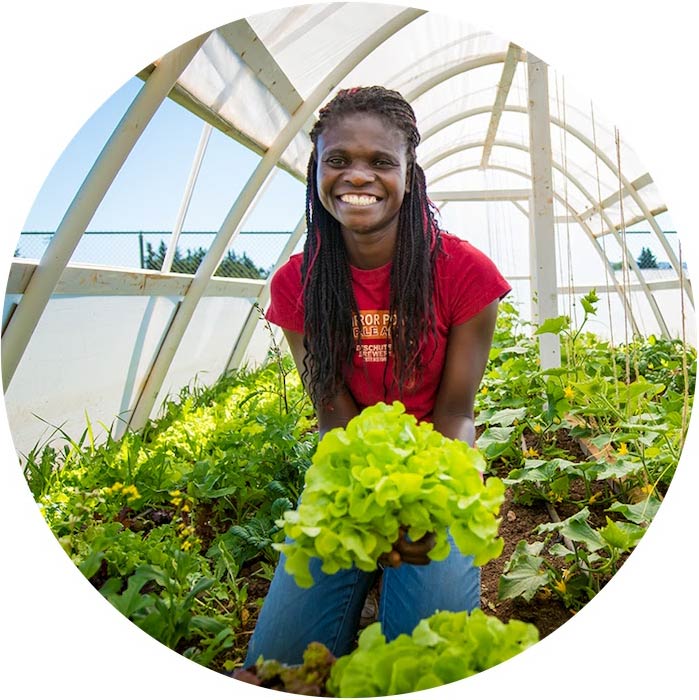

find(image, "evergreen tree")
[637,246,658,269]
[143,240,267,278]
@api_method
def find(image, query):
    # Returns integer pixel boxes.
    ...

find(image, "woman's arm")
[432,298,500,446]
[282,329,359,437]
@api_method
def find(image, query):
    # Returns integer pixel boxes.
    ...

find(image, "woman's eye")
[326,157,346,167]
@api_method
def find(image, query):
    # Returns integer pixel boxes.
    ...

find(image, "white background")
[1,1,697,698]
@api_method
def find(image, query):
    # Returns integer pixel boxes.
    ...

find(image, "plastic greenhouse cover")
[153,1,666,232]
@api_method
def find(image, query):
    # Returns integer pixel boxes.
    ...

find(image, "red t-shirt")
[266,232,511,422]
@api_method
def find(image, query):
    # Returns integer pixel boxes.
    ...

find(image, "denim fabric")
[244,534,480,667]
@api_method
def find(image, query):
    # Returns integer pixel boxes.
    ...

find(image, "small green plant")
[504,456,600,506]
[22,357,316,669]
[499,497,660,610]
[238,641,337,695]
[100,547,238,664]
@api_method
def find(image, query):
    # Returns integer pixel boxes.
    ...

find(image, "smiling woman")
[244,85,511,667]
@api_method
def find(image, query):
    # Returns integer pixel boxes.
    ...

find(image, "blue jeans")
[244,534,480,667]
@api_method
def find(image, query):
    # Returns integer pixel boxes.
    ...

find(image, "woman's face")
[315,113,410,243]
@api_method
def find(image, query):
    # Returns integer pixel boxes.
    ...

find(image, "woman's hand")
[379,527,436,567]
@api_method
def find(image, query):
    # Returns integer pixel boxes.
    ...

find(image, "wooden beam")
[217,20,304,116]
[578,173,654,221]
[593,207,668,237]
[527,53,560,369]
[6,260,267,299]
[559,279,691,295]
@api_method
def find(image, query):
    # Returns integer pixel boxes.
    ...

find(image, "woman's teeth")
[340,194,377,206]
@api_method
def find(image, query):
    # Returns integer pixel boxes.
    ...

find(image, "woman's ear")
[405,161,413,193]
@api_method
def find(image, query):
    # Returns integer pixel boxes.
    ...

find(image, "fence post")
[138,232,144,269]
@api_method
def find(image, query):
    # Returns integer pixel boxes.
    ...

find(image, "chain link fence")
[15,231,298,279]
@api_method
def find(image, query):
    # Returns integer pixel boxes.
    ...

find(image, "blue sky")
[23,76,306,235]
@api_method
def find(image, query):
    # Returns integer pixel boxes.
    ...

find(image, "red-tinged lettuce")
[275,401,505,588]
[327,609,539,696]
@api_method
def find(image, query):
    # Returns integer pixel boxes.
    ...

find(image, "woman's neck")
[341,227,397,269]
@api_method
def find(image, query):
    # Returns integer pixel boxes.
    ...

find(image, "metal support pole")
[527,196,539,325]
[527,53,561,369]
[124,8,424,432]
[1,32,209,391]
[162,122,213,272]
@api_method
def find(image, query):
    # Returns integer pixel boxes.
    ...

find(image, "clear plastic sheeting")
[174,28,311,176]
[159,3,675,252]
[248,3,406,100]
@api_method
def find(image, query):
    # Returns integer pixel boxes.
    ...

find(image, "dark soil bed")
[479,425,597,636]
[479,488,572,637]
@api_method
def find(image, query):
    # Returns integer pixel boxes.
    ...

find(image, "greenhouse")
[2,2,696,698]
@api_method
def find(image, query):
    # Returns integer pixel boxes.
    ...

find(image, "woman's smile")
[338,194,380,206]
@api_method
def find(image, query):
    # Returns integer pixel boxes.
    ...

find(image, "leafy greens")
[327,608,539,696]
[275,402,505,588]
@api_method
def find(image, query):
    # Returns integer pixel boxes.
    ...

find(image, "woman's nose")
[344,164,375,185]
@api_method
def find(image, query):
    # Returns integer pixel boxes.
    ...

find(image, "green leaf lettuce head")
[327,609,539,696]
[274,402,505,588]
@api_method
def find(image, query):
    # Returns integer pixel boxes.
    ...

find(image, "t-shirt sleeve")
[443,239,511,326]
[265,256,305,333]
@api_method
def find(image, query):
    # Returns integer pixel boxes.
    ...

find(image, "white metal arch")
[4,7,688,438]
[223,212,306,374]
[424,138,672,336]
[419,102,692,304]
[1,33,211,392]
[383,30,492,89]
[403,51,515,102]
[124,7,425,432]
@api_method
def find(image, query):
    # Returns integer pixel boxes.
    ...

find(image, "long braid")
[301,86,441,408]
[301,158,360,403]
[389,163,440,389]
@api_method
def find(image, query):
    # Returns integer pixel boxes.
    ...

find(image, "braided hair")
[301,85,442,408]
